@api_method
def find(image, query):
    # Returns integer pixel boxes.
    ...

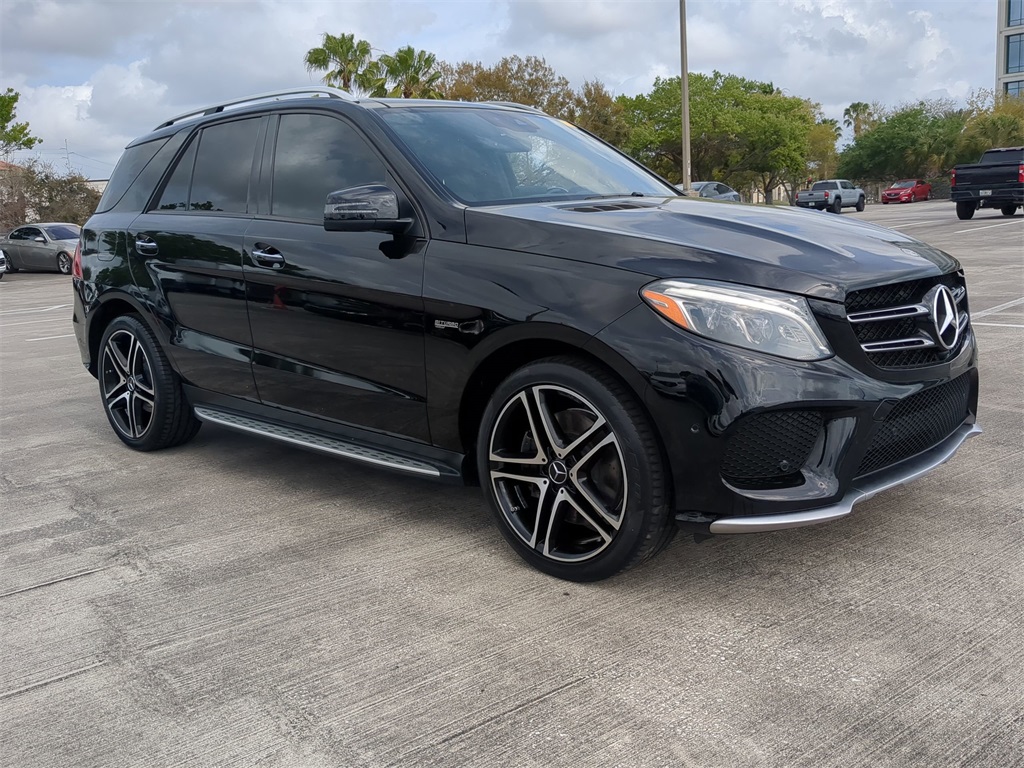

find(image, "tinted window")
[22,227,43,239]
[44,225,80,240]
[980,149,1024,164]
[380,107,674,204]
[96,138,169,213]
[811,181,837,191]
[156,137,198,211]
[188,118,261,213]
[1009,33,1024,74]
[1012,0,1024,26]
[117,129,188,213]
[271,113,386,220]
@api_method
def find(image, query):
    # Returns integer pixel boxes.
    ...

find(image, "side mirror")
[324,184,413,234]
[34,236,46,243]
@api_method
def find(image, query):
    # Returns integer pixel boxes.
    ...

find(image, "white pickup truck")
[795,179,866,213]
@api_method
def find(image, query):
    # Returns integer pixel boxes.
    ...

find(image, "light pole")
[679,0,692,192]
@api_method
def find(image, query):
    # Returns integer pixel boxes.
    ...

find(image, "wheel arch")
[87,292,155,376]
[455,326,652,482]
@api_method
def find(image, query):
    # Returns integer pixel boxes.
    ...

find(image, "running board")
[193,406,443,478]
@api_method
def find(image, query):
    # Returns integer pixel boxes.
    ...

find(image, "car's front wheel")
[98,315,201,451]
[477,357,674,581]
[1000,204,1018,217]
[57,252,72,275]
[856,196,865,212]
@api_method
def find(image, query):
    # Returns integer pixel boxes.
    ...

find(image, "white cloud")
[0,0,998,176]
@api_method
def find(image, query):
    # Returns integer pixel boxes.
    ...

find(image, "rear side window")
[188,118,261,213]
[270,113,386,220]
[156,138,198,211]
[96,138,169,213]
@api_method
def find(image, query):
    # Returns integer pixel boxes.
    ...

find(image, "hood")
[464,197,958,302]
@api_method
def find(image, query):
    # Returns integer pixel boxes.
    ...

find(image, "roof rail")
[154,87,356,130]
[483,101,547,114]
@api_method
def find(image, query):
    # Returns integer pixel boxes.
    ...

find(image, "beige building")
[997,0,1024,96]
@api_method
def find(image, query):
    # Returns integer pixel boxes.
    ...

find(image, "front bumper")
[706,421,981,532]
[594,301,979,529]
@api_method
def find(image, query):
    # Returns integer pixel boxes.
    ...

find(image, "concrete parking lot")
[1,201,1021,767]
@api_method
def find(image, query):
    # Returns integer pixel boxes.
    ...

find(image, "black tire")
[477,356,674,582]
[98,314,201,451]
[855,196,865,212]
[955,201,976,221]
[56,252,72,275]
[5,254,17,272]
[1000,204,1018,217]
[830,196,842,214]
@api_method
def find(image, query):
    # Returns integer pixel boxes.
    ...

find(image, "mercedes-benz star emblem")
[930,285,960,350]
[548,460,569,485]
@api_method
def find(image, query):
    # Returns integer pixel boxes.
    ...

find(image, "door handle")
[135,236,158,255]
[252,243,285,269]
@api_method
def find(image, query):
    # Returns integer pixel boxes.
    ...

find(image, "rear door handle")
[135,235,158,255]
[252,243,285,269]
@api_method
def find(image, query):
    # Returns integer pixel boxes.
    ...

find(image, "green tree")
[303,33,373,93]
[1,88,42,159]
[368,45,444,99]
[567,80,630,147]
[436,55,575,117]
[842,101,878,138]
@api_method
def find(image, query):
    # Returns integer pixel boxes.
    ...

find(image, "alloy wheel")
[100,329,157,439]
[57,253,72,274]
[488,385,627,563]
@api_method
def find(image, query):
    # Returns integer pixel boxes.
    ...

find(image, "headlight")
[640,279,834,361]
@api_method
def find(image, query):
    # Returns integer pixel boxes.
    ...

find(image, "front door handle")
[252,243,285,269]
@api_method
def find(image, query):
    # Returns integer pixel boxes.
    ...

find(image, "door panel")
[244,220,428,441]
[244,111,428,441]
[128,115,265,399]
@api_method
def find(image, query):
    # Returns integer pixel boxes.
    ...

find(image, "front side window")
[271,113,386,220]
[187,118,261,213]
[1009,33,1024,74]
[378,107,674,205]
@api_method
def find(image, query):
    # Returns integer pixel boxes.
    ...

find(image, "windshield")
[811,181,837,191]
[891,181,915,188]
[378,107,675,204]
[44,225,80,240]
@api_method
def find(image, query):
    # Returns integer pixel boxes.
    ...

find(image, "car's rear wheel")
[477,357,674,582]
[1000,204,1018,217]
[830,196,842,214]
[956,201,976,220]
[56,252,72,275]
[98,315,201,451]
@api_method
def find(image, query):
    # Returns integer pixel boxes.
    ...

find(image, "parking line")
[972,322,1024,328]
[953,220,1024,234]
[973,297,1024,318]
[25,334,75,341]
[890,221,933,228]
[0,304,71,315]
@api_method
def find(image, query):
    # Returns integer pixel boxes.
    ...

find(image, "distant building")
[997,0,1024,96]
[86,179,108,196]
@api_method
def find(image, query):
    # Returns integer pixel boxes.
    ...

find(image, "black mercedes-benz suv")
[72,87,980,581]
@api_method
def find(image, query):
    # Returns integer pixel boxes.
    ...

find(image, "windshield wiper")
[584,192,647,200]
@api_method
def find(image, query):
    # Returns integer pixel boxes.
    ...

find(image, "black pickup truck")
[950,147,1024,220]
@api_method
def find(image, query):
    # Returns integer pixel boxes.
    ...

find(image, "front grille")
[845,274,968,369]
[721,410,823,488]
[856,374,971,477]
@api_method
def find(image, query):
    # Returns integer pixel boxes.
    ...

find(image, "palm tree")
[843,101,876,138]
[373,46,444,99]
[303,33,373,93]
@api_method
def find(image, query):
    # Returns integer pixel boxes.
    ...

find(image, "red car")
[881,179,931,203]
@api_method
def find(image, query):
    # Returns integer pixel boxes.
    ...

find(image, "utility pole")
[64,139,72,174]
[679,0,691,192]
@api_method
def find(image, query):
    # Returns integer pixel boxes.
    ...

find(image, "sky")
[0,0,998,180]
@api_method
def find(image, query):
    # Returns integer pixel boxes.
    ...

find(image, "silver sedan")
[0,222,81,275]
